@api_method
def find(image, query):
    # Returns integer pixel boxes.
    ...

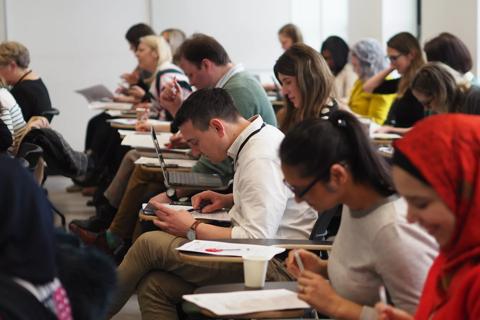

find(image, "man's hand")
[191,191,233,213]
[150,201,196,237]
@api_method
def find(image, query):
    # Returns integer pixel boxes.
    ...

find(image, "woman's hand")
[27,116,50,129]
[191,191,233,213]
[375,303,413,320]
[297,270,342,316]
[159,79,183,116]
[121,71,140,85]
[128,85,146,99]
[285,249,323,278]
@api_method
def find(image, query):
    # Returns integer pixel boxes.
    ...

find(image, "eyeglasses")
[387,54,403,62]
[283,174,323,199]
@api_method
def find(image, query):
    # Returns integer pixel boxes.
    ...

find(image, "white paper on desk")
[105,110,123,117]
[89,101,133,111]
[135,157,197,168]
[117,129,149,137]
[371,132,402,140]
[76,84,114,102]
[108,118,171,126]
[121,132,172,149]
[176,240,284,258]
[141,204,231,222]
[183,289,309,316]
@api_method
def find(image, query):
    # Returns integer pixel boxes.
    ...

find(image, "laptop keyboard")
[168,171,223,187]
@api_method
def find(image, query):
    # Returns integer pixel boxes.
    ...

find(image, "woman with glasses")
[410,62,480,115]
[376,114,480,320]
[363,32,425,134]
[282,110,437,320]
[274,43,337,133]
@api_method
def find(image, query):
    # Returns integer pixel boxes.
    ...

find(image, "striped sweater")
[0,88,28,155]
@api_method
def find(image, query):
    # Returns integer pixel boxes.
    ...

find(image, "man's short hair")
[176,33,231,68]
[173,88,240,130]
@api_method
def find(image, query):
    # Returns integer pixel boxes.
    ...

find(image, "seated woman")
[274,43,337,133]
[69,35,191,235]
[0,41,52,122]
[0,155,72,319]
[363,32,425,134]
[410,62,480,115]
[321,35,357,103]
[278,23,303,51]
[282,110,437,319]
[376,114,480,319]
[348,38,396,124]
[424,32,478,85]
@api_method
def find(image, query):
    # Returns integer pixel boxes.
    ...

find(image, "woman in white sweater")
[280,110,438,320]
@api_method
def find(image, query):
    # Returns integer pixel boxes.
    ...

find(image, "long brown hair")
[387,32,425,96]
[274,43,335,132]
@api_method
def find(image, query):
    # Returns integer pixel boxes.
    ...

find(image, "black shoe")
[69,216,110,233]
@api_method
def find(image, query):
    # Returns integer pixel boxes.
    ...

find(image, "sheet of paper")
[183,289,309,316]
[76,84,114,102]
[89,101,133,111]
[176,240,285,258]
[108,118,171,126]
[371,133,402,140]
[121,131,172,149]
[135,156,197,168]
[141,204,231,222]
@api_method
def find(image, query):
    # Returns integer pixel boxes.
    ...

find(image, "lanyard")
[234,122,266,165]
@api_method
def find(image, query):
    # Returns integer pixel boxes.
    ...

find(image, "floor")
[45,176,141,320]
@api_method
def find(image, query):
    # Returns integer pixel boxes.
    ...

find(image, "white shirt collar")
[227,115,264,168]
[215,64,245,88]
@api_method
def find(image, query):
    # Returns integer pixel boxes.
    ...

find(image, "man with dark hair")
[108,88,316,319]
[125,23,155,51]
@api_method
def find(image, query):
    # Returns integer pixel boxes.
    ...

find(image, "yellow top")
[348,79,396,124]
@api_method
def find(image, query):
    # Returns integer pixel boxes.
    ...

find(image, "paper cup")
[242,256,269,288]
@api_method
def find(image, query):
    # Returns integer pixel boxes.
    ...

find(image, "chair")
[41,107,60,123]
[16,141,67,228]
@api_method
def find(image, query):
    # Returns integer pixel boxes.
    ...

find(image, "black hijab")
[0,155,56,284]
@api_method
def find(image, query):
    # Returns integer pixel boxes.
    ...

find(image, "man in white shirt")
[108,88,317,319]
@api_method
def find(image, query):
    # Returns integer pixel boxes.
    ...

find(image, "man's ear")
[201,58,212,71]
[209,118,225,137]
[326,163,348,192]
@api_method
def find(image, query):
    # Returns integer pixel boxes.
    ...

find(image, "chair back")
[41,108,60,123]
[309,204,342,240]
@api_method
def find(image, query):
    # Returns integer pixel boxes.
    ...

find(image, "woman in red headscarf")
[376,114,480,319]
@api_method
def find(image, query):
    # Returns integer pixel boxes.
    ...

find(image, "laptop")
[151,127,230,190]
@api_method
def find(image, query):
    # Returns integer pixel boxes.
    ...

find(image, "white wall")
[0,0,5,41]
[421,0,478,74]
[5,0,149,149]
[151,0,292,74]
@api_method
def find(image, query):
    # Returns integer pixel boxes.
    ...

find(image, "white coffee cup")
[242,256,269,288]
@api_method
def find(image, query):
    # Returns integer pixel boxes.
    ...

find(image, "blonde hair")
[274,43,335,132]
[0,41,30,68]
[411,62,469,113]
[139,35,172,82]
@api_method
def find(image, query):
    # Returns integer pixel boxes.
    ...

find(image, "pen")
[294,251,304,272]
[379,285,387,304]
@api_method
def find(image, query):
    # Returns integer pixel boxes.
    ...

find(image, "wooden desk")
[186,281,307,319]
[179,239,332,263]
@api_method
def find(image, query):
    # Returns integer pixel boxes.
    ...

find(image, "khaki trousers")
[109,231,293,320]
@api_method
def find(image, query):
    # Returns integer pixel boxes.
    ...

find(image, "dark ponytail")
[280,110,395,196]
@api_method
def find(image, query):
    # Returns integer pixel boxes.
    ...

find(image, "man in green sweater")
[71,34,277,252]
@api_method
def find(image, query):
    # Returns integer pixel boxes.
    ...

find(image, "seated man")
[71,33,278,253]
[108,88,317,319]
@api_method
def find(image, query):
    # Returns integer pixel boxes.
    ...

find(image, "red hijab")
[394,114,480,319]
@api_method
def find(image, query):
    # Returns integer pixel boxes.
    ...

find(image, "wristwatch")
[187,220,203,240]
[166,188,178,202]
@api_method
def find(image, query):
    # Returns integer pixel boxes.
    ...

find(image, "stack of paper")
[121,132,172,149]
[134,157,197,168]
[176,240,285,258]
[89,101,133,111]
[183,289,309,316]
